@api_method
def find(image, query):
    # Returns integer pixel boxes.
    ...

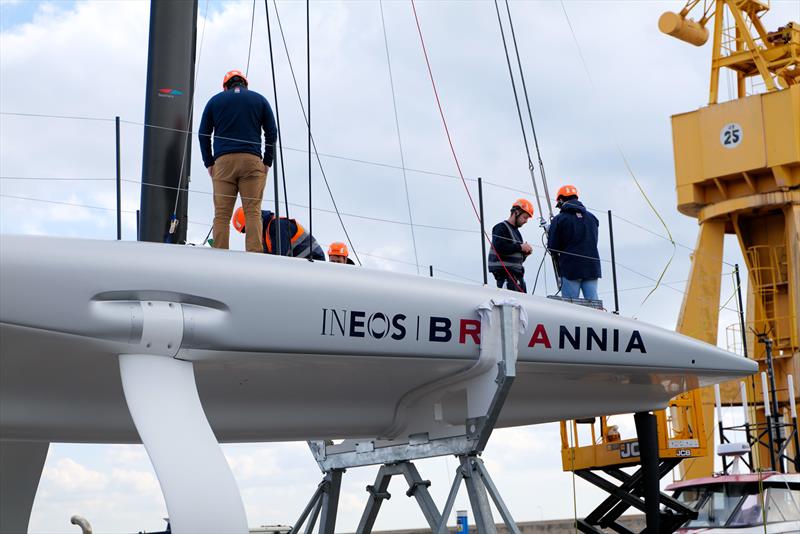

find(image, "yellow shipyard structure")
[559,0,800,524]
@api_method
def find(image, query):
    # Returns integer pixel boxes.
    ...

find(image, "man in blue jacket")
[547,185,601,300]
[231,207,325,260]
[199,70,278,253]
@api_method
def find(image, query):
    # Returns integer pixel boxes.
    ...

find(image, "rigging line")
[4,190,739,312]
[263,0,286,255]
[129,112,466,184]
[116,113,757,262]
[264,0,290,220]
[559,0,676,310]
[127,115,506,188]
[0,176,113,181]
[0,193,137,214]
[567,421,579,534]
[620,148,676,306]
[10,172,727,291]
[6,117,715,259]
[135,178,712,281]
[133,175,705,276]
[359,252,480,283]
[719,270,740,312]
[380,0,420,275]
[122,178,480,232]
[271,0,361,266]
[599,279,690,295]
[111,117,538,194]
[410,0,525,293]
[307,0,312,261]
[169,0,211,233]
[0,111,114,122]
[0,110,746,248]
[503,0,553,220]
[531,231,549,295]
[0,193,217,228]
[609,211,736,268]
[492,0,544,222]
[245,0,257,77]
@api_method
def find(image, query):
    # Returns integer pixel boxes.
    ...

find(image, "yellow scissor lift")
[560,391,707,533]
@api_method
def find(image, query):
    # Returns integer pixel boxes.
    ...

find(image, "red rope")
[410,0,526,293]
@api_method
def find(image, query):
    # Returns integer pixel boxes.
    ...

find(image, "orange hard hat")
[232,207,246,233]
[512,198,534,217]
[328,242,349,258]
[556,185,579,200]
[222,70,248,89]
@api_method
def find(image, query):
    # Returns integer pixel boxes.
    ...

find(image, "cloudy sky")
[2,0,799,532]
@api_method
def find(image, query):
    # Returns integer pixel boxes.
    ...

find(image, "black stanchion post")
[735,265,749,358]
[306,0,312,260]
[607,210,619,314]
[478,177,488,285]
[762,336,785,472]
[735,264,756,468]
[115,116,122,240]
[793,414,800,472]
[764,382,778,473]
[136,210,140,241]
[744,418,755,469]
[429,265,434,278]
[634,411,660,532]
[718,418,729,475]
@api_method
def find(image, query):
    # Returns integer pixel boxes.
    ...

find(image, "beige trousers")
[211,153,266,252]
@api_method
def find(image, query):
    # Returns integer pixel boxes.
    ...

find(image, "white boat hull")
[0,235,756,443]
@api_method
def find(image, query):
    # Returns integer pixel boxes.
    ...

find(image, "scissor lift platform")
[560,391,708,533]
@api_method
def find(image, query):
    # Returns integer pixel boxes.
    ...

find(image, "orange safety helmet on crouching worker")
[556,185,579,200]
[512,198,534,218]
[232,207,247,233]
[222,70,248,90]
[328,242,349,258]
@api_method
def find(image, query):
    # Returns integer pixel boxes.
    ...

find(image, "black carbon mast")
[139,0,198,243]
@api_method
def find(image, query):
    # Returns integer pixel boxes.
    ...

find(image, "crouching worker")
[488,198,534,292]
[328,242,355,265]
[232,206,325,260]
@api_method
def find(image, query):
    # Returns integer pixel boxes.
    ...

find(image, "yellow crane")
[560,0,800,525]
[664,0,800,479]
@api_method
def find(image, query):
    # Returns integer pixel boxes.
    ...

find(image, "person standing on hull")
[328,242,355,265]
[547,185,601,300]
[199,70,278,253]
[231,207,325,260]
[488,199,534,292]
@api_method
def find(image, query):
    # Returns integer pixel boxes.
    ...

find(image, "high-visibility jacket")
[261,211,325,260]
[488,221,525,275]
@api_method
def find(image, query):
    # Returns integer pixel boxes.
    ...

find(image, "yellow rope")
[719,270,740,312]
[558,0,677,315]
[567,421,579,533]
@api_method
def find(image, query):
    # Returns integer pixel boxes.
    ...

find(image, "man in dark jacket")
[231,207,325,260]
[488,198,534,292]
[547,185,601,300]
[199,70,278,253]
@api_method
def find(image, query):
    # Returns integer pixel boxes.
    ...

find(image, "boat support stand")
[294,302,524,534]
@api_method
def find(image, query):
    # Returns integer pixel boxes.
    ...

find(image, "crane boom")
[660,0,799,104]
